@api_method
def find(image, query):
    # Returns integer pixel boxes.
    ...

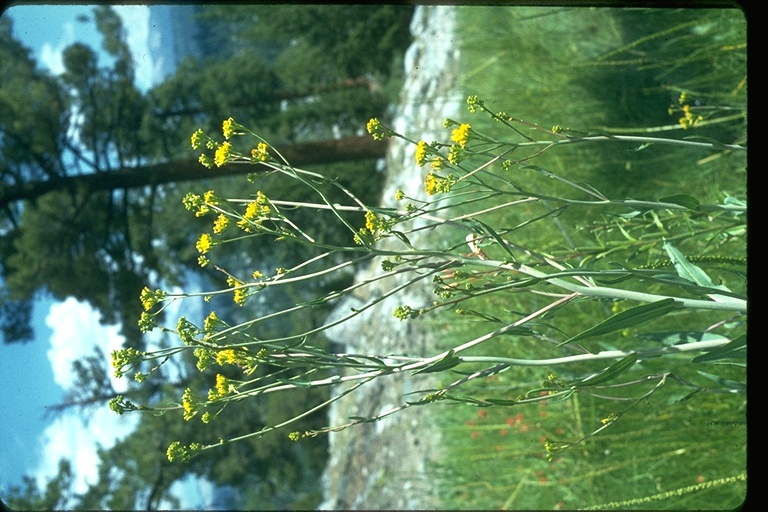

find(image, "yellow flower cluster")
[204,311,221,333]
[214,141,231,167]
[425,173,438,196]
[215,374,229,397]
[251,142,270,162]
[191,128,205,150]
[678,104,704,129]
[451,123,471,148]
[448,144,465,165]
[181,388,195,421]
[424,172,456,196]
[366,117,394,140]
[226,276,248,306]
[216,349,238,365]
[222,117,235,139]
[198,154,213,168]
[415,141,429,166]
[213,213,229,234]
[140,287,166,311]
[196,233,213,254]
[365,210,377,233]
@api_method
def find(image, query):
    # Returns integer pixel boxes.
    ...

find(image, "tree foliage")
[2,4,414,509]
[0,5,408,348]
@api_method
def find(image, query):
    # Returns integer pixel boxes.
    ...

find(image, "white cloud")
[113,5,153,91]
[38,298,139,500]
[33,408,139,498]
[33,6,154,91]
[45,297,127,393]
[38,21,75,76]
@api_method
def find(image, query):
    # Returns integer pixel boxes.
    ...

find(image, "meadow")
[428,7,747,509]
[109,7,746,510]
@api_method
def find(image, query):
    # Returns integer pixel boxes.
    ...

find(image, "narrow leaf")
[413,350,461,375]
[472,219,517,260]
[696,371,746,392]
[390,230,415,249]
[668,388,702,404]
[575,354,639,387]
[658,194,700,211]
[484,398,519,406]
[663,240,732,302]
[691,335,746,363]
[631,142,654,152]
[636,331,729,346]
[561,298,677,345]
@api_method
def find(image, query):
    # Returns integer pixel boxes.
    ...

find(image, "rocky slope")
[319,6,463,510]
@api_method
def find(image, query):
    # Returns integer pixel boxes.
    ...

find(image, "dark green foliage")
[1,4,414,508]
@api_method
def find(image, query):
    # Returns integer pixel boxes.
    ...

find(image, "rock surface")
[318,6,463,510]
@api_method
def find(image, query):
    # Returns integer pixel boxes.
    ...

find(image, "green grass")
[426,6,746,509]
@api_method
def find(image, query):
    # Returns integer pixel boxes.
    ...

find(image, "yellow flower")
[222,118,235,139]
[198,154,212,169]
[244,202,259,220]
[243,200,269,221]
[204,311,220,333]
[415,141,429,166]
[214,141,232,167]
[233,288,247,306]
[215,374,228,397]
[366,117,393,140]
[431,157,444,170]
[191,128,204,150]
[425,173,438,196]
[448,144,464,165]
[216,349,237,365]
[139,287,166,311]
[212,213,229,234]
[365,210,377,233]
[252,270,264,279]
[181,388,194,420]
[203,190,218,205]
[450,123,471,148]
[251,142,270,162]
[196,233,213,254]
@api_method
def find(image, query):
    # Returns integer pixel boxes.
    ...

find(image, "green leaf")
[663,240,732,302]
[667,388,702,404]
[574,353,639,387]
[390,230,415,249]
[636,331,730,346]
[471,218,517,260]
[681,135,735,151]
[561,298,677,345]
[631,141,654,152]
[413,350,461,375]
[691,334,746,363]
[658,193,700,211]
[696,370,746,392]
[484,398,519,406]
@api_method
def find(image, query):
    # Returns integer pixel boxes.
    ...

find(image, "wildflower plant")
[112,99,745,463]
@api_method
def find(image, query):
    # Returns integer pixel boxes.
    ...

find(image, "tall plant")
[111,97,746,463]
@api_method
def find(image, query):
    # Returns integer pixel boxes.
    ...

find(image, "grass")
[424,6,747,510]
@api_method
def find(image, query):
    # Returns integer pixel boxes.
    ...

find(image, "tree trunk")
[0,136,388,208]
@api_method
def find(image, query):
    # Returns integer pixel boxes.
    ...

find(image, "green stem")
[458,337,730,367]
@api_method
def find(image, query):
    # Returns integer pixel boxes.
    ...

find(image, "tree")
[3,3,415,508]
[0,5,402,346]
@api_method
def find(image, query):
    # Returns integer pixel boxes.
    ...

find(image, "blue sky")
[0,5,210,507]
